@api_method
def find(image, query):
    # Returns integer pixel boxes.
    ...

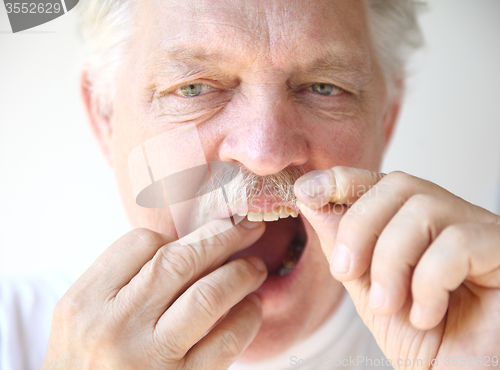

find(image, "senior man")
[38,0,500,369]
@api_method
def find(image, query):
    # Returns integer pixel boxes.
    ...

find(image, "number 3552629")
[5,3,62,14]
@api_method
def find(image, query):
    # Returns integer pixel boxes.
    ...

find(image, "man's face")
[105,0,393,360]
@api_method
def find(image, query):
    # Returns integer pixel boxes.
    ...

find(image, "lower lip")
[254,215,309,299]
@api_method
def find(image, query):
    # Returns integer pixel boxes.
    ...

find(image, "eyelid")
[308,83,344,95]
[293,81,340,91]
[174,83,216,97]
[159,79,227,98]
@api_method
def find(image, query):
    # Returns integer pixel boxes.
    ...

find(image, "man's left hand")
[295,167,500,369]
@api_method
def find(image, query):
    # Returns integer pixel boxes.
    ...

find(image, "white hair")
[78,0,138,115]
[365,0,425,98]
[77,0,424,112]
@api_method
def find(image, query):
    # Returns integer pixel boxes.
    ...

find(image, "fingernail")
[297,173,329,199]
[240,219,263,229]
[330,244,351,274]
[246,255,267,272]
[410,302,422,325]
[369,282,386,310]
[246,293,262,308]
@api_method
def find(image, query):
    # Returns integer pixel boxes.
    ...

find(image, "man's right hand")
[41,219,267,370]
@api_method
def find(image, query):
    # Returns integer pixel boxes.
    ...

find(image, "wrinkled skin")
[41,0,500,369]
[88,0,389,361]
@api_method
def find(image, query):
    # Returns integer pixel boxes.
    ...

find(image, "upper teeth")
[239,206,298,222]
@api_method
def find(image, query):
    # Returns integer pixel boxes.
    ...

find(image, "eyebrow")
[161,47,229,71]
[306,51,369,75]
[148,47,235,88]
[151,44,373,91]
[299,47,374,87]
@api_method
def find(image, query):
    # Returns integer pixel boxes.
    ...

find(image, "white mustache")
[197,165,307,219]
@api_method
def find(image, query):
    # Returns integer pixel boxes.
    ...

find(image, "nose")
[219,88,309,176]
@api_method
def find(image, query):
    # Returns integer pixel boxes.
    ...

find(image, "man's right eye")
[175,84,215,97]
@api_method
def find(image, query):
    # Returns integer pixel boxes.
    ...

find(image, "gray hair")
[366,0,425,98]
[77,0,424,112]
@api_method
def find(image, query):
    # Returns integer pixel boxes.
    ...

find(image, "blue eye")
[311,83,341,96]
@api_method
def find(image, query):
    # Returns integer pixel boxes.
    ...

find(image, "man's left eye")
[310,83,342,96]
[175,84,214,97]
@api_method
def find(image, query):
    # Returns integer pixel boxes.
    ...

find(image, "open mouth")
[226,207,307,277]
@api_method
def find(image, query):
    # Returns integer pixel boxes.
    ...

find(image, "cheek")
[133,208,178,237]
[109,96,182,236]
[305,116,385,171]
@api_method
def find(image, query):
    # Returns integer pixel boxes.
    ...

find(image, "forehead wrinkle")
[142,0,375,89]
[147,40,371,80]
[145,46,242,88]
[166,47,230,71]
[297,46,374,87]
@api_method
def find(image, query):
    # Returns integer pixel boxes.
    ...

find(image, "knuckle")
[131,228,166,248]
[440,224,472,249]
[404,193,438,215]
[382,170,418,191]
[154,244,202,281]
[211,229,235,249]
[229,259,259,281]
[383,170,410,185]
[154,327,186,361]
[411,266,435,298]
[219,326,244,358]
[190,279,225,318]
[240,297,263,321]
[404,194,448,240]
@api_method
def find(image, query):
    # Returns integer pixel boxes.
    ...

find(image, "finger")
[154,256,267,359]
[185,294,263,370]
[294,166,385,208]
[74,228,175,300]
[332,172,459,277]
[369,194,495,316]
[114,219,266,322]
[294,167,387,279]
[410,223,500,330]
[296,201,348,261]
[325,172,453,281]
[294,167,383,266]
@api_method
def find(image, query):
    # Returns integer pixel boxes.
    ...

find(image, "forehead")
[136,0,372,75]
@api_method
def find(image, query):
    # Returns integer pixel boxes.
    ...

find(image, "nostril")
[218,129,309,178]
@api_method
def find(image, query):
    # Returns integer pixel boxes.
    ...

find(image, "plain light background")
[1,0,500,279]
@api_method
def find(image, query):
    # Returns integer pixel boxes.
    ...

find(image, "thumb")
[295,166,385,207]
[294,166,386,328]
[294,166,384,261]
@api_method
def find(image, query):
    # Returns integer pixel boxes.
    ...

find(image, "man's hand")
[295,167,500,369]
[41,220,267,370]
